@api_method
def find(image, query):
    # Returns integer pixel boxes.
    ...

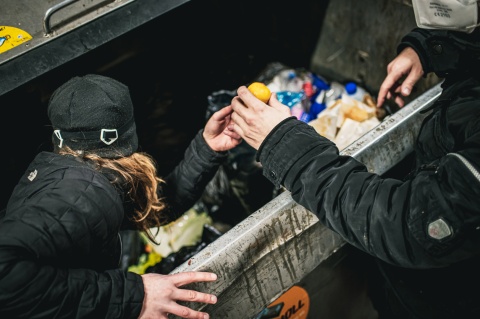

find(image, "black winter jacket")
[256,29,480,318]
[0,130,227,319]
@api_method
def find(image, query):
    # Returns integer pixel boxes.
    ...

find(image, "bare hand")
[377,47,424,108]
[203,105,242,152]
[230,86,292,150]
[139,272,218,319]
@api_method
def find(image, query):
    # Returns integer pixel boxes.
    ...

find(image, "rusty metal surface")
[171,83,443,319]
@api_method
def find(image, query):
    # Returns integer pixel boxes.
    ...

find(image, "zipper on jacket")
[448,153,480,182]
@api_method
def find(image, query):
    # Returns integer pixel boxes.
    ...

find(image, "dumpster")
[0,0,445,318]
[170,82,443,318]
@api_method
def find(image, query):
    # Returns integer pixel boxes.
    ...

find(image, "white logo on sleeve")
[27,169,37,181]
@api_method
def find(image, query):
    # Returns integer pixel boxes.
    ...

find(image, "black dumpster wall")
[0,0,330,210]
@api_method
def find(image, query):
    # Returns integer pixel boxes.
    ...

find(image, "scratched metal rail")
[170,83,444,319]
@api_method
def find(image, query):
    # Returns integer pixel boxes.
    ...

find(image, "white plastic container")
[344,81,367,102]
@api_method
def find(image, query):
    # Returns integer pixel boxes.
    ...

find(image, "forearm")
[0,259,144,319]
[162,130,228,217]
[256,119,480,268]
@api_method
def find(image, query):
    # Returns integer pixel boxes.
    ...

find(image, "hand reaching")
[139,271,218,319]
[203,105,242,152]
[230,86,292,150]
[377,47,424,108]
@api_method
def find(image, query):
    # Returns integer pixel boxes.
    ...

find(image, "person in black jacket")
[228,3,480,318]
[0,74,242,319]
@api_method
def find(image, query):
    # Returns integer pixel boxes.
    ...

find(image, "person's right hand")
[139,271,218,319]
[230,86,292,150]
[377,47,424,108]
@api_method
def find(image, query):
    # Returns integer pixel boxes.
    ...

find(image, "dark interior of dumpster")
[1,0,443,282]
[1,0,330,212]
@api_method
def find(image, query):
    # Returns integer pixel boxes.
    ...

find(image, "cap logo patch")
[100,129,118,145]
[428,218,452,240]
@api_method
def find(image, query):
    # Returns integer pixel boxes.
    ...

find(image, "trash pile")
[126,206,223,275]
[263,63,382,151]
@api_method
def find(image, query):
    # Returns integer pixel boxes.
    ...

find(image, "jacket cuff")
[257,118,333,188]
[398,28,433,75]
[123,272,145,319]
[195,129,229,163]
[256,116,297,162]
[399,28,464,78]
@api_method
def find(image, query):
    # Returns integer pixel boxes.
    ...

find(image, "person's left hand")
[377,47,424,108]
[203,105,242,152]
[139,271,218,319]
[230,86,292,150]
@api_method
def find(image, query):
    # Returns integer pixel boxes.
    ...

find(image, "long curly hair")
[59,148,167,243]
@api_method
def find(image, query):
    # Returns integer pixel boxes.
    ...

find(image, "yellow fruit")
[247,82,271,103]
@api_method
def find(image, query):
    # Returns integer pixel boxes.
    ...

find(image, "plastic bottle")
[344,82,367,102]
[302,79,314,99]
[310,73,330,102]
[325,81,344,107]
[308,90,326,120]
[271,69,304,92]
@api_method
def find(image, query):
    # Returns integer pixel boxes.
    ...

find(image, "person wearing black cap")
[0,74,242,319]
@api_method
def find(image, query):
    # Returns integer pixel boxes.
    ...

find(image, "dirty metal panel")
[0,0,190,96]
[175,191,345,318]
[170,83,443,319]
[0,0,133,65]
[342,82,443,174]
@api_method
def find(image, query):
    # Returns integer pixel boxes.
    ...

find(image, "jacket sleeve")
[398,28,480,77]
[0,172,144,319]
[256,118,480,269]
[160,129,228,218]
